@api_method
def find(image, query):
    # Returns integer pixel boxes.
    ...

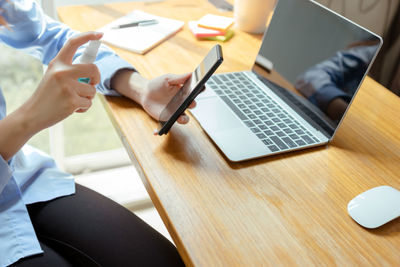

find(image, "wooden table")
[58,1,400,266]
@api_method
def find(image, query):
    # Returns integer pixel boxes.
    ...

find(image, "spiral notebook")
[98,10,184,54]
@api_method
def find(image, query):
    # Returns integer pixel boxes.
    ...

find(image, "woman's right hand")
[24,31,102,133]
[0,32,102,161]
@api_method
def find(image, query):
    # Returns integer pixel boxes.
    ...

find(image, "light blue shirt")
[0,0,133,265]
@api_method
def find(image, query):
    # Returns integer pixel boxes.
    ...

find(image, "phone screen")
[158,45,223,135]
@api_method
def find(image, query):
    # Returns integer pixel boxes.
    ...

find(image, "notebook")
[98,10,184,54]
[190,0,382,162]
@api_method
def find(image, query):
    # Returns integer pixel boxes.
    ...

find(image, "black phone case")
[158,45,223,135]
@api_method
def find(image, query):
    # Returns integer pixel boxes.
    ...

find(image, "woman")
[0,0,192,266]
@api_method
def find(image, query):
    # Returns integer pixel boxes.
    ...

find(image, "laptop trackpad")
[192,97,244,131]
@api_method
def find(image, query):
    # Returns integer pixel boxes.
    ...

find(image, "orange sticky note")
[197,14,234,31]
[188,21,225,37]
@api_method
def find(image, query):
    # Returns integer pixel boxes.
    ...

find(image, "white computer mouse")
[347,185,400,229]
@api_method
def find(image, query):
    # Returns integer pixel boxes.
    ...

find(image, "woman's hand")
[112,71,197,126]
[0,32,102,161]
[141,73,196,124]
[25,32,102,132]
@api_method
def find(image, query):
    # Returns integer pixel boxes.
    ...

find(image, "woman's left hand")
[141,73,196,125]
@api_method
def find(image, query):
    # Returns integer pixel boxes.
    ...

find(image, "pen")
[111,19,158,29]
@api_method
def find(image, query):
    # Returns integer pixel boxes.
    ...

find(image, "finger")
[167,73,192,86]
[74,96,92,112]
[70,63,101,85]
[188,100,197,109]
[177,114,189,124]
[74,82,97,99]
[56,32,103,64]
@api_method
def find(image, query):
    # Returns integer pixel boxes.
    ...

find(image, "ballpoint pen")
[111,19,158,29]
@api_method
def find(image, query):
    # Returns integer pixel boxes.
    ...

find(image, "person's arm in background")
[294,45,377,121]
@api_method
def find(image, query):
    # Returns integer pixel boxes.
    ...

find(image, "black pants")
[11,184,185,267]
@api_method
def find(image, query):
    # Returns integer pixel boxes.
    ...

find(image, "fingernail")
[153,129,158,135]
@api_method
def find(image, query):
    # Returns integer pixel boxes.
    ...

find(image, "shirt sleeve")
[0,155,13,194]
[0,0,136,95]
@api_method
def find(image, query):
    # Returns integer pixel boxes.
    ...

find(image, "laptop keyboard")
[207,72,319,152]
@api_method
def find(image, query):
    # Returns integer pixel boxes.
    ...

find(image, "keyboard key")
[276,131,285,137]
[270,136,289,150]
[283,128,293,134]
[213,76,222,83]
[300,135,314,144]
[295,139,306,146]
[278,113,287,119]
[259,125,268,130]
[253,119,262,125]
[261,108,269,113]
[250,127,261,133]
[262,138,273,145]
[256,102,265,107]
[256,133,266,139]
[244,100,252,105]
[248,114,257,119]
[264,130,273,136]
[233,99,241,104]
[238,104,246,109]
[249,105,257,110]
[282,137,297,148]
[244,121,255,127]
[259,115,268,121]
[265,120,274,126]
[267,103,275,108]
[268,145,279,152]
[288,123,298,129]
[295,129,305,135]
[251,97,260,103]
[266,112,275,117]
[272,118,281,123]
[243,109,252,114]
[277,123,286,128]
[254,110,262,115]
[227,73,235,79]
[270,126,279,131]
[289,134,299,140]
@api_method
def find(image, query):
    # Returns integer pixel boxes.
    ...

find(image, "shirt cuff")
[0,155,13,194]
[95,54,137,96]
[312,84,351,112]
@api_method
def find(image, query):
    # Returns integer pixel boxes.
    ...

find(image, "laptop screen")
[252,0,382,136]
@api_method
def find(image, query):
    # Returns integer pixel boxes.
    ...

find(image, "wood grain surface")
[59,1,400,266]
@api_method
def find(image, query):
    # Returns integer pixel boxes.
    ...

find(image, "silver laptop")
[190,0,382,162]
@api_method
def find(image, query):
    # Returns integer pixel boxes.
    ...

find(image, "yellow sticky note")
[197,14,234,31]
[202,29,235,42]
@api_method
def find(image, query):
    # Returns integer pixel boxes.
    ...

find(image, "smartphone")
[157,44,223,135]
